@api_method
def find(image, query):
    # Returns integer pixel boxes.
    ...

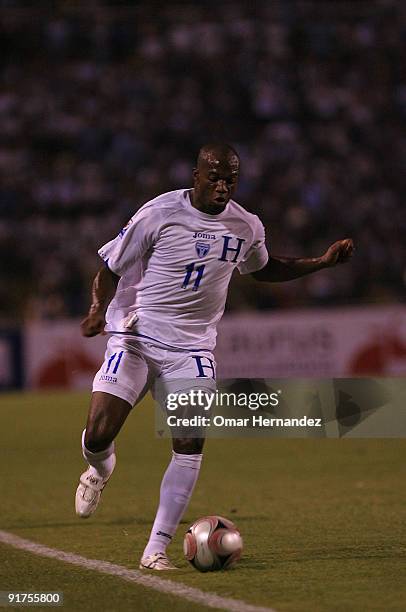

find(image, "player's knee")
[172,437,205,455]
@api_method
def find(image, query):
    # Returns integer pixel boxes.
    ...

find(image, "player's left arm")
[252,238,355,282]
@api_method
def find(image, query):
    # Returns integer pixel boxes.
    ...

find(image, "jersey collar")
[183,190,230,220]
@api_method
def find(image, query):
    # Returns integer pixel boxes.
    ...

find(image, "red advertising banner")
[24,306,406,389]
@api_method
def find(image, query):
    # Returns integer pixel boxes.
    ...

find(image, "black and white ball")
[184,515,243,572]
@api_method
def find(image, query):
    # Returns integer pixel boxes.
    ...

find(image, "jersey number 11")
[181,263,205,291]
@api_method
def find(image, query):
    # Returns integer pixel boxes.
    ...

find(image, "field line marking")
[0,530,276,612]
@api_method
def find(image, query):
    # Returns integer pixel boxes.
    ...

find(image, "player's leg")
[84,391,131,462]
[140,436,205,570]
[76,392,131,518]
[140,352,216,570]
[141,351,215,569]
[76,337,150,518]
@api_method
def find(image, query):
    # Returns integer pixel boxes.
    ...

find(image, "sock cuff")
[81,429,115,461]
[172,450,203,470]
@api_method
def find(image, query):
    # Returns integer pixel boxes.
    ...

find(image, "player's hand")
[80,311,106,337]
[321,239,355,268]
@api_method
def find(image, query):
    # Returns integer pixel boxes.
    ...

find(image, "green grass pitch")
[1,391,405,611]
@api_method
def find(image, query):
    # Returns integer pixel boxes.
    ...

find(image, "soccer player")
[76,143,354,570]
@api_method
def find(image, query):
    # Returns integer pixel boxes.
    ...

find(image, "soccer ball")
[184,515,243,572]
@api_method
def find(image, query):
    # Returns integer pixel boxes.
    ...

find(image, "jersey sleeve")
[237,216,269,275]
[98,205,161,276]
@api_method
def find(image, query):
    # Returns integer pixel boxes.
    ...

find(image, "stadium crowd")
[0,1,405,320]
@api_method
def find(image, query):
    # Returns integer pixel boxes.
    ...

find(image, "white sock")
[143,451,202,558]
[81,429,116,480]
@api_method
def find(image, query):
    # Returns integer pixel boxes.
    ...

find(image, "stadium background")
[0,0,405,390]
[1,3,406,611]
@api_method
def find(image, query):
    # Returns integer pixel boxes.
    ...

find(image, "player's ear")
[193,168,199,181]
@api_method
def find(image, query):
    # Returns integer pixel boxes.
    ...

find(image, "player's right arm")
[80,265,120,337]
[81,203,163,337]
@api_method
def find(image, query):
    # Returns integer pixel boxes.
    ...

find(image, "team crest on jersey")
[195,241,210,258]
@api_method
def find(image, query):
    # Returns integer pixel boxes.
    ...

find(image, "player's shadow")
[236,557,269,570]
[272,545,406,563]
[232,544,406,572]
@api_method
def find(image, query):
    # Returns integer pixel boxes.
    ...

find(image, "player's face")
[192,156,239,215]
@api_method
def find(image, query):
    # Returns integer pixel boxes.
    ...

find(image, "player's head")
[192,143,240,214]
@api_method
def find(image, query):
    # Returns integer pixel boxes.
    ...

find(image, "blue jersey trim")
[109,331,212,353]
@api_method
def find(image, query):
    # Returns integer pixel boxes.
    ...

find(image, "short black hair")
[197,143,240,166]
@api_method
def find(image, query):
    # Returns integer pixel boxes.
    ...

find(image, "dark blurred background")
[1,0,405,321]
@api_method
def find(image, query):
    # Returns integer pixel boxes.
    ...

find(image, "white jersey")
[98,189,268,351]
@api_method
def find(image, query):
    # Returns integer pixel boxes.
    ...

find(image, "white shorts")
[92,334,216,407]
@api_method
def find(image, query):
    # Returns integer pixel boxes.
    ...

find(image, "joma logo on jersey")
[195,241,210,258]
[192,232,216,240]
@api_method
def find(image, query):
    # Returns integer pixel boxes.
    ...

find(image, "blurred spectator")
[0,0,405,320]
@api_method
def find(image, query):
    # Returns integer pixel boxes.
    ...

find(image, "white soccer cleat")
[139,552,178,571]
[75,459,115,518]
